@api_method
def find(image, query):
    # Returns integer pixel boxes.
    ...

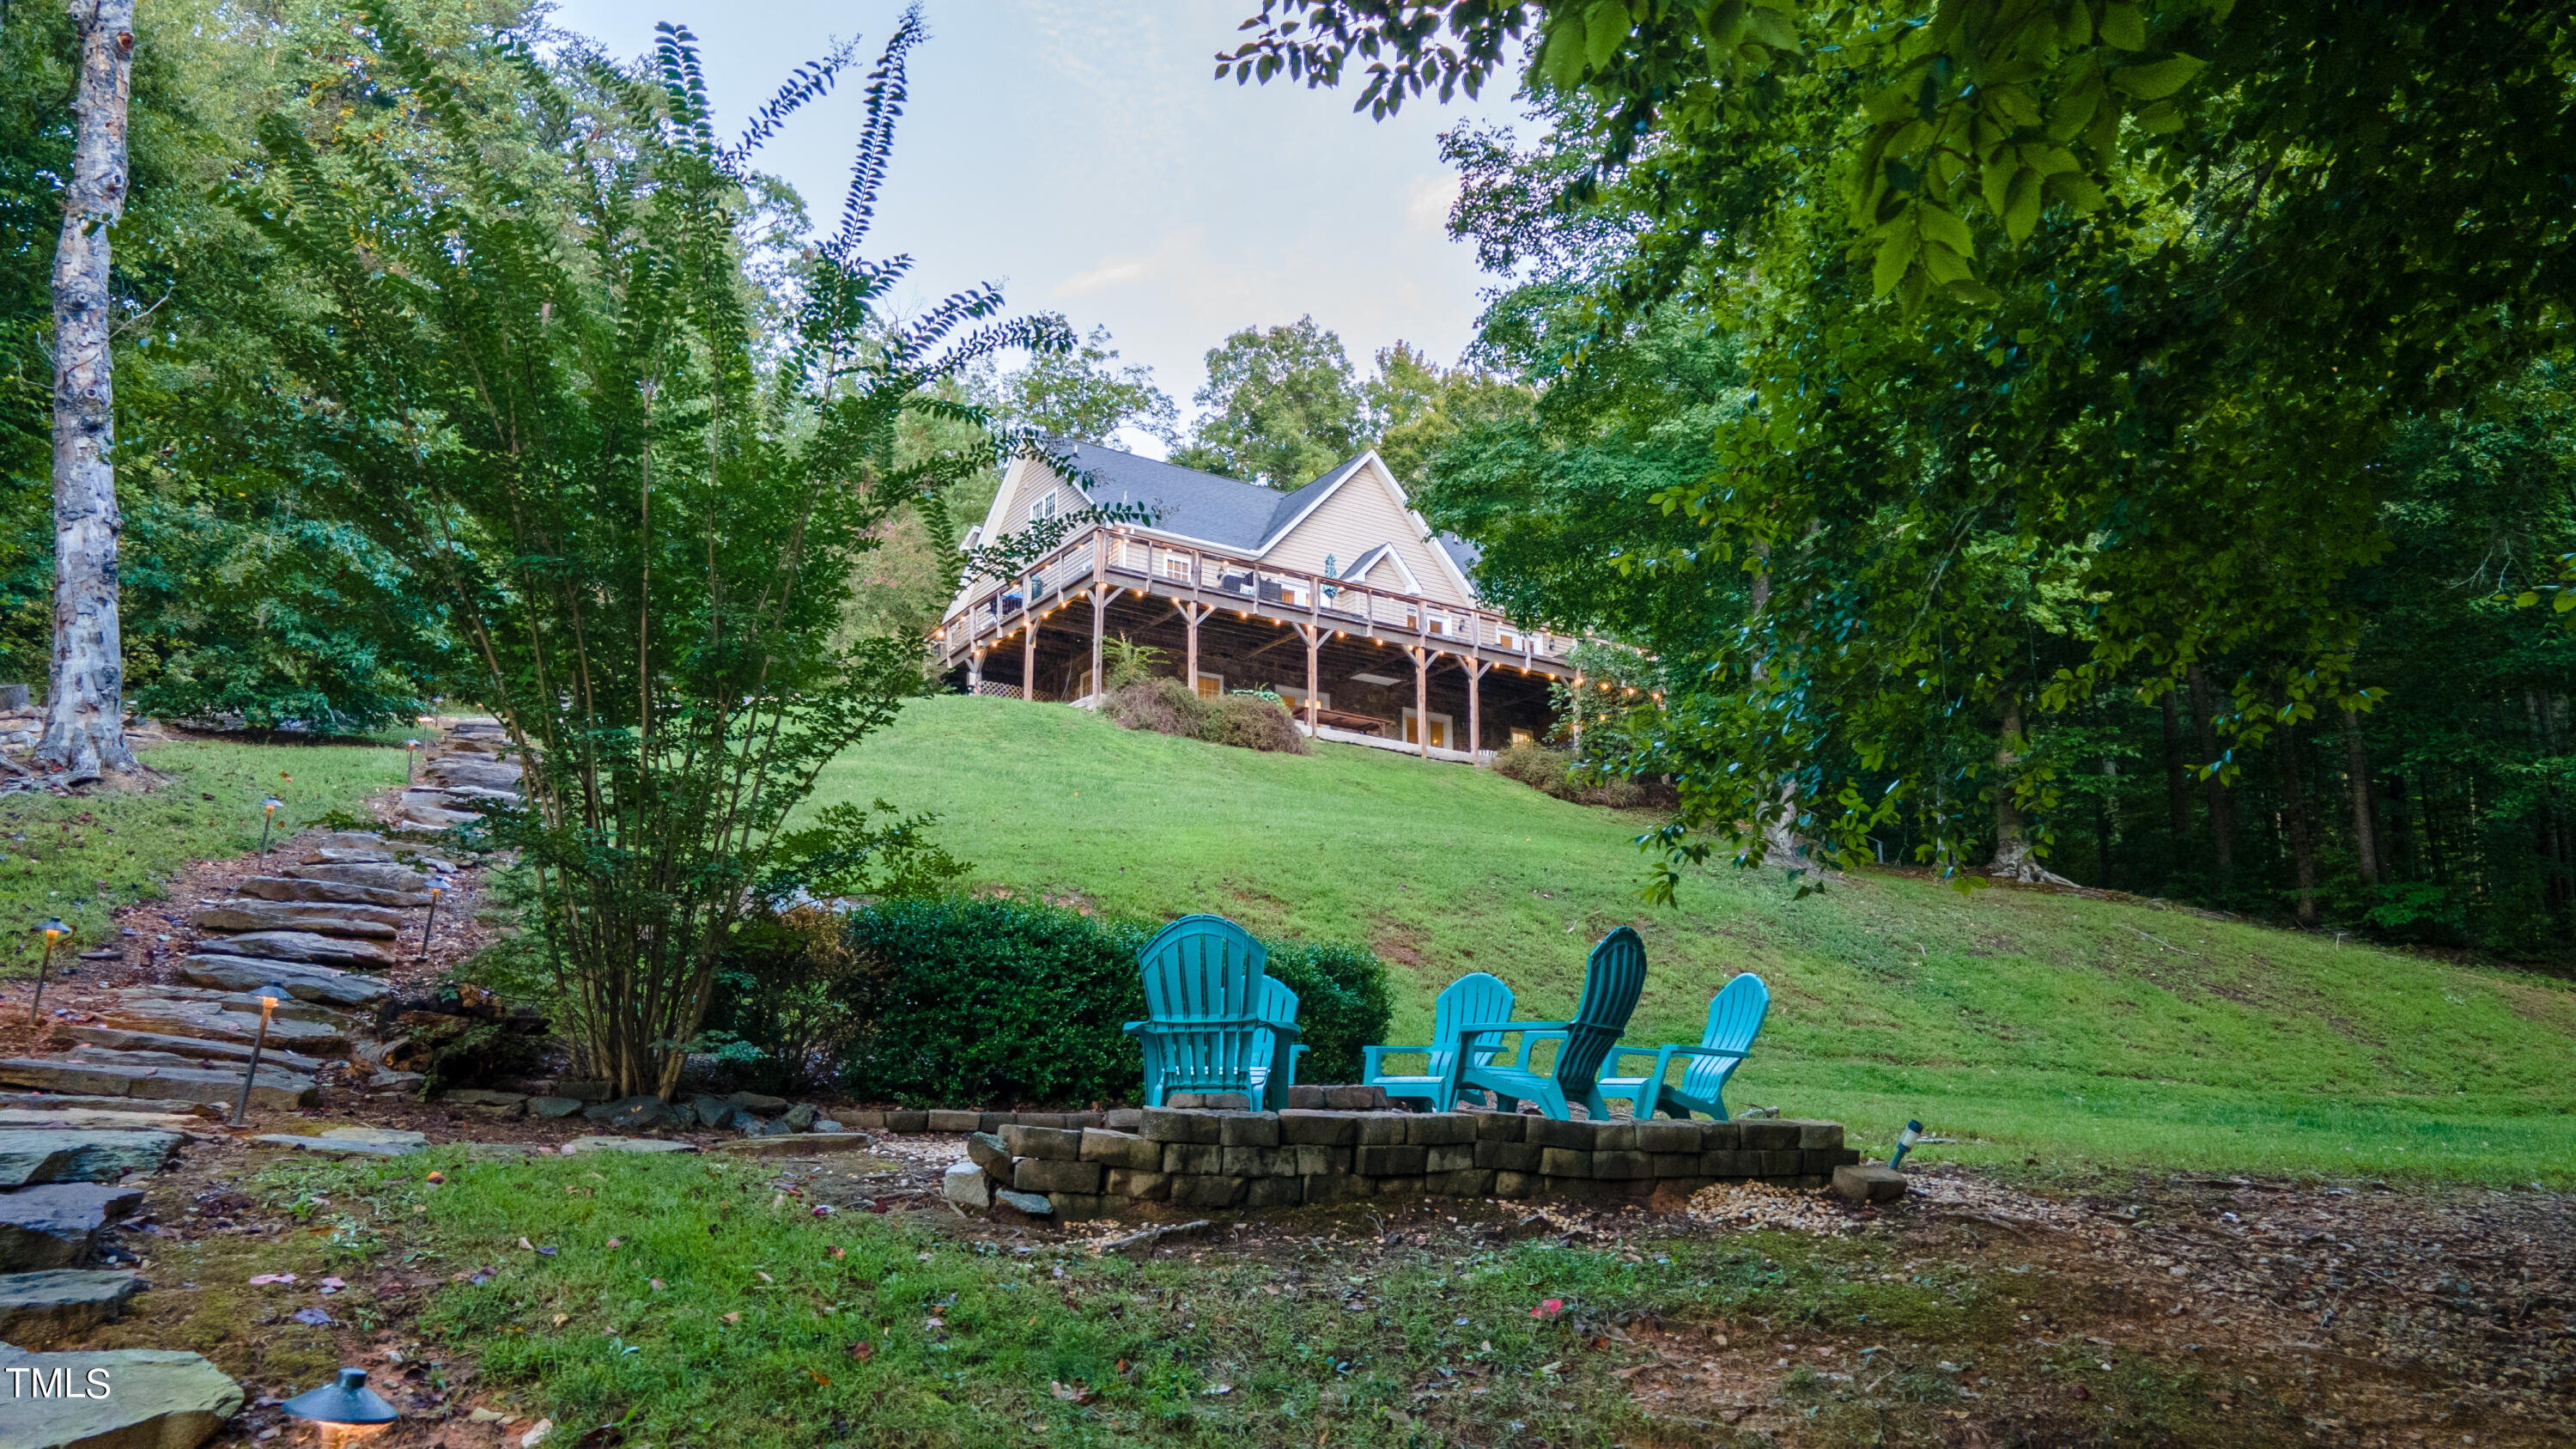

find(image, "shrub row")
[1101,677,1308,752]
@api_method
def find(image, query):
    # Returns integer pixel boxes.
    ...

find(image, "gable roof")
[1341,542,1423,594]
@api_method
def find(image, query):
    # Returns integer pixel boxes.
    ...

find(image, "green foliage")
[997,323,1178,447]
[1362,340,1534,486]
[834,893,1388,1105]
[1170,315,1370,488]
[1101,675,1308,754]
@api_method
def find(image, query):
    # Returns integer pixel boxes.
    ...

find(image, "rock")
[0,1093,218,1119]
[940,1160,991,1209]
[187,901,406,940]
[397,792,483,828]
[690,1095,732,1129]
[238,874,431,909]
[441,1089,527,1117]
[366,1070,427,1095]
[0,1342,240,1448]
[582,1095,677,1130]
[0,1269,139,1342]
[726,1092,789,1115]
[424,757,523,788]
[558,1081,615,1103]
[284,861,436,892]
[97,998,349,1055]
[724,1109,762,1134]
[520,1417,555,1448]
[0,1058,314,1112]
[0,1108,210,1135]
[558,1136,698,1155]
[0,1130,184,1188]
[176,954,392,1009]
[110,985,355,1029]
[991,1189,1055,1223]
[301,847,396,867]
[195,929,393,970]
[253,1127,428,1158]
[811,1119,844,1134]
[712,1132,878,1157]
[964,1131,1012,1177]
[1832,1164,1909,1204]
[58,1032,329,1074]
[527,1097,585,1119]
[0,1184,143,1269]
[306,830,392,853]
[782,1103,818,1132]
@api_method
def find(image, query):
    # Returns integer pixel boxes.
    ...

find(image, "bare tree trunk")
[39,0,139,783]
[2160,687,2192,838]
[2341,706,2379,886]
[2277,703,2319,928]
[1747,555,1804,868]
[2188,663,2233,880]
[1990,693,2075,886]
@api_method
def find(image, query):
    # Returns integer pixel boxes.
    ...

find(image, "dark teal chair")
[1442,928,1649,1120]
[1361,971,1522,1111]
[1594,972,1770,1120]
[1124,914,1296,1110]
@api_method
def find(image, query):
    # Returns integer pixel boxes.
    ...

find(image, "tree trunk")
[39,0,139,783]
[1989,694,2074,886]
[2160,687,2191,839]
[1747,555,1805,868]
[2276,705,2319,928]
[2188,663,2233,879]
[2341,706,2380,886]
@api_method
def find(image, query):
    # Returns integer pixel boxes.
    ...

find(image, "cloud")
[1406,173,1462,232]
[1054,257,1154,298]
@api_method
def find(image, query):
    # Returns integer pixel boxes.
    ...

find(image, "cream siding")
[1261,460,1475,606]
[945,459,1085,618]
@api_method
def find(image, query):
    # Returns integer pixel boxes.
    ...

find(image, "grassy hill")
[810,695,2576,1186]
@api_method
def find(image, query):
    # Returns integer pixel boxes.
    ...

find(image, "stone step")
[238,874,429,909]
[252,1126,428,1158]
[0,1107,214,1134]
[0,1092,219,1119]
[112,984,358,1028]
[301,846,395,865]
[99,1002,350,1056]
[0,1129,185,1187]
[0,1183,143,1269]
[0,1343,242,1449]
[284,861,435,892]
[0,1058,315,1111]
[424,758,523,789]
[177,955,393,1009]
[190,928,393,970]
[58,1034,331,1074]
[0,1269,139,1343]
[397,792,483,828]
[307,830,393,853]
[415,782,519,805]
[189,900,404,939]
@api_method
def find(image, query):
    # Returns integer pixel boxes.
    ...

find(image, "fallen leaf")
[537,1245,559,1257]
[247,1273,296,1286]
[649,1278,665,1293]
[427,1172,445,1184]
[519,1418,554,1448]
[1049,1380,1097,1404]
[552,1313,569,1327]
[292,1306,335,1326]
[319,1276,346,1290]
[755,1269,774,1283]
[1202,1384,1233,1397]
[470,1408,507,1424]
[805,1367,831,1387]
[1530,1298,1565,1318]
[848,1342,874,1362]
[828,1246,846,1261]
[722,1312,741,1324]
[519,1237,536,1251]
[605,1239,622,1249]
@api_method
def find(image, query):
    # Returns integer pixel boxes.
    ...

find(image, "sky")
[542,0,1522,455]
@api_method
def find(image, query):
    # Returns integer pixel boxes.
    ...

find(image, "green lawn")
[809,695,2576,1186]
[0,736,407,978]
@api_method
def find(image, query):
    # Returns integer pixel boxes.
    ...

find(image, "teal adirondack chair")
[1593,972,1770,1121]
[1443,928,1649,1120]
[1124,914,1297,1110]
[1248,976,1309,1102]
[1360,971,1524,1111]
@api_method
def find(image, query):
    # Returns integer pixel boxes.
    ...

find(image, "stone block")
[1140,1107,1221,1144]
[1369,1176,1425,1198]
[0,1269,137,1344]
[0,1130,185,1188]
[1590,1122,1637,1151]
[1632,1121,1701,1154]
[1796,1121,1845,1150]
[925,1110,982,1133]
[1243,1176,1303,1209]
[1323,1085,1388,1110]
[1759,1149,1804,1177]
[1698,1148,1754,1178]
[841,1110,890,1129]
[1220,1145,1293,1178]
[1646,1153,1698,1178]
[1218,1112,1282,1148]
[1423,1144,1476,1173]
[1050,1192,1111,1221]
[1472,1111,1528,1142]
[1492,1170,1535,1198]
[965,1132,1013,1178]
[1525,1117,1596,1151]
[1079,1129,1163,1170]
[1593,1149,1651,1180]
[0,1344,242,1449]
[1285,1085,1327,1110]
[1538,1148,1594,1178]
[0,1184,142,1270]
[1102,1108,1143,1130]
[940,1160,991,1209]
[1302,1173,1366,1203]
[978,1111,1016,1134]
[1166,1091,1251,1111]
[1832,1164,1908,1203]
[1354,1143,1425,1176]
[1278,1110,1358,1145]
[1012,1159,1103,1195]
[1805,1148,1862,1173]
[1161,1142,1223,1175]
[1104,1169,1169,1201]
[1740,1119,1800,1151]
[1475,1140,1540,1173]
[884,1111,927,1133]
[992,1190,1055,1224]
[1352,1113,1409,1146]
[1406,1113,1478,1146]
[1169,1175,1243,1209]
[1425,1168,1495,1198]
[1000,1124,1083,1160]
[1291,1144,1352,1177]
[1697,1119,1741,1149]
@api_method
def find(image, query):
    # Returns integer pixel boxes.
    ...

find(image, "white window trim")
[1401,708,1455,749]
[1194,672,1224,699]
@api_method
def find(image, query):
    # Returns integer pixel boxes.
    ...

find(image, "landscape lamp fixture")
[1888,1119,1925,1172]
[259,795,284,856]
[418,877,448,962]
[28,917,67,1023]
[281,1367,398,1444]
[404,738,422,782]
[230,982,293,1126]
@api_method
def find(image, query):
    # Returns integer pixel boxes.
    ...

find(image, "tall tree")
[41,0,138,780]
[1365,340,1532,486]
[1172,314,1367,487]
[999,323,1176,447]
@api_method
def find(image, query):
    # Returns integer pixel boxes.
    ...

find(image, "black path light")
[259,795,284,856]
[27,916,66,1023]
[281,1367,398,1444]
[417,876,449,962]
[231,981,293,1126]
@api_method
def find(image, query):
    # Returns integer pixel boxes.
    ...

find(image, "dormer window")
[1027,491,1058,526]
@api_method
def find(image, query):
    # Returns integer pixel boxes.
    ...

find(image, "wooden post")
[1570,670,1583,758]
[1410,644,1431,758]
[1022,600,1038,703]
[1179,601,1208,696]
[1465,657,1492,763]
[967,650,982,694]
[1088,584,1109,703]
[1299,624,1321,735]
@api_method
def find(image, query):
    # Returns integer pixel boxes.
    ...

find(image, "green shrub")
[1101,676,1309,753]
[833,897,1389,1106]
[1492,739,1657,808]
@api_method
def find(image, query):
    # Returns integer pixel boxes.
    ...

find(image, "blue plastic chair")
[1443,928,1649,1120]
[1247,976,1309,1102]
[1594,973,1770,1121]
[1361,971,1522,1111]
[1123,914,1295,1110]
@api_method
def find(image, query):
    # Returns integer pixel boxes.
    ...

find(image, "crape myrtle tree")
[1223,1,2576,896]
[227,4,1078,1098]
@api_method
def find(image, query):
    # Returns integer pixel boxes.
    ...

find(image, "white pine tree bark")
[40,0,139,782]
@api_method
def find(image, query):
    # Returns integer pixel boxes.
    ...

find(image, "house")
[935,441,1587,762]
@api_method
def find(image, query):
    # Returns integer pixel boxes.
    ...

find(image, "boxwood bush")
[833,896,1390,1107]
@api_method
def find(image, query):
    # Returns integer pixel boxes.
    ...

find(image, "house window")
[1162,555,1194,583]
[1496,624,1523,650]
[1510,728,1534,747]
[1426,612,1464,639]
[1195,673,1224,699]
[1278,685,1330,710]
[1402,709,1455,750]
[1273,579,1310,608]
[1027,491,1058,526]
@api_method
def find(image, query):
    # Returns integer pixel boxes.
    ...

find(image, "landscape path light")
[259,795,284,856]
[404,738,421,782]
[281,1367,398,1445]
[28,916,67,1023]
[1888,1118,1924,1172]
[418,876,449,961]
[231,981,293,1125]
